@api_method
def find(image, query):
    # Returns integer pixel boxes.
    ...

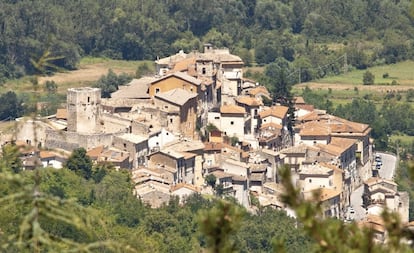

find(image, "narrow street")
[349,152,397,221]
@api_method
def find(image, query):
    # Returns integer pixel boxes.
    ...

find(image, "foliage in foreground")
[0,165,311,252]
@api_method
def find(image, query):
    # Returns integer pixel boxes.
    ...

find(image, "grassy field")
[389,134,414,146]
[293,60,414,108]
[2,57,152,95]
[314,60,414,85]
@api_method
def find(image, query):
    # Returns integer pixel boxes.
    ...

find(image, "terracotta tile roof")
[181,151,197,160]
[39,151,55,159]
[211,170,233,179]
[297,111,321,122]
[250,173,265,182]
[220,104,245,114]
[318,188,342,201]
[155,88,197,106]
[294,96,306,104]
[316,143,347,156]
[299,164,333,176]
[156,50,188,65]
[56,109,67,120]
[296,104,315,112]
[260,122,283,130]
[100,149,129,163]
[364,177,397,187]
[248,86,270,97]
[111,77,155,99]
[172,57,196,72]
[170,183,200,193]
[299,122,331,136]
[236,96,262,106]
[151,71,202,86]
[259,106,288,119]
[280,144,319,154]
[87,146,104,160]
[330,137,357,149]
[203,142,224,151]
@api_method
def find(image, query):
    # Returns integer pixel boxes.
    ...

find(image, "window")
[214,116,220,120]
[155,88,160,93]
[170,118,173,123]
[230,121,234,125]
[87,97,90,103]
[202,68,206,74]
[309,179,312,183]
[123,143,126,148]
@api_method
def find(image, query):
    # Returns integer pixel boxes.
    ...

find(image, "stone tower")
[67,87,101,133]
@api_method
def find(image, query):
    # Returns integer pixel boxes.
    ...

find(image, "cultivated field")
[3,57,150,94]
[295,60,414,92]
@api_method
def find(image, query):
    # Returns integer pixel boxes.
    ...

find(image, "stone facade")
[67,87,101,134]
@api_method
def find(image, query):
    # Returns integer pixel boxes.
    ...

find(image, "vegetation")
[0,164,312,252]
[1,0,414,82]
[363,71,375,85]
[93,69,132,98]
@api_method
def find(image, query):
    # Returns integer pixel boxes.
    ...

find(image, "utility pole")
[298,67,301,84]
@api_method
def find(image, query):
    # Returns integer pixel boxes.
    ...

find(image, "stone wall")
[45,129,115,151]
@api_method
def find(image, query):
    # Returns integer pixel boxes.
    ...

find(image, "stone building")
[67,87,101,134]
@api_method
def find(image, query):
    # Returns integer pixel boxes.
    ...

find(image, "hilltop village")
[14,44,408,240]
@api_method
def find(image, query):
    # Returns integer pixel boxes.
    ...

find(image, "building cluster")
[11,44,408,232]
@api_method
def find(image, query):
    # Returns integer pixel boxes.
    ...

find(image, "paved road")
[349,152,397,221]
[349,185,365,221]
[376,152,397,180]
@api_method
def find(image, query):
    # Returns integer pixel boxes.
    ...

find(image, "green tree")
[205,174,217,188]
[44,80,58,94]
[0,91,24,120]
[264,57,295,99]
[94,69,132,98]
[363,70,375,85]
[0,143,22,173]
[65,148,93,180]
[198,200,242,253]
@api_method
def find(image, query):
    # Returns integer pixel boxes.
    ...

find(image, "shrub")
[363,71,375,85]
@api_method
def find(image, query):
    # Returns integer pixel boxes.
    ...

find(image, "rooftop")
[235,96,262,107]
[116,133,148,144]
[259,105,289,119]
[155,88,197,106]
[111,76,155,99]
[299,163,333,176]
[152,71,202,86]
[220,104,245,114]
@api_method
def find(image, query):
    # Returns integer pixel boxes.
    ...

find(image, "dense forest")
[0,158,313,252]
[1,0,414,83]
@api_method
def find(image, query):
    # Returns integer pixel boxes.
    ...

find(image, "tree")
[65,148,93,180]
[363,70,375,85]
[198,200,242,253]
[94,69,132,98]
[44,80,58,94]
[0,91,24,120]
[0,143,22,173]
[135,62,154,78]
[205,174,217,188]
[264,58,294,99]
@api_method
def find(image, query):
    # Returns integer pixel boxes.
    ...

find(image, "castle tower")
[67,87,101,134]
